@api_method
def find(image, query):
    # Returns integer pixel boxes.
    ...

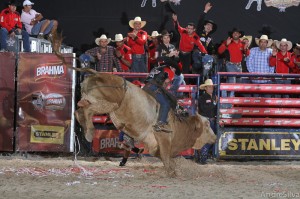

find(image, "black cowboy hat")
[204,20,217,34]
[160,30,173,38]
[228,28,244,38]
[258,24,275,39]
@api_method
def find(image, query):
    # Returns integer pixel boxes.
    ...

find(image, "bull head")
[192,116,217,150]
[75,103,96,142]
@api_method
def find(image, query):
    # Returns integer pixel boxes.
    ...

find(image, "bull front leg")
[153,132,176,177]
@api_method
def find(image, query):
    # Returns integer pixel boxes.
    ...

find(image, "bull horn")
[77,99,91,107]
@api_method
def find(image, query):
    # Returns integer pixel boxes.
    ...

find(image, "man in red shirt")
[269,38,294,98]
[113,34,132,72]
[127,16,148,80]
[172,13,207,75]
[148,31,160,71]
[0,0,30,52]
[291,43,300,74]
[269,38,294,74]
[218,28,250,97]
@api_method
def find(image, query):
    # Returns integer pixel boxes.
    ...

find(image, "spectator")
[196,2,217,55]
[0,0,30,52]
[112,34,132,72]
[83,34,122,72]
[196,79,217,164]
[291,43,300,74]
[269,38,294,97]
[172,13,207,75]
[270,38,294,74]
[148,31,160,71]
[247,35,273,81]
[218,28,250,97]
[247,35,273,97]
[240,35,252,73]
[126,16,148,79]
[21,0,58,40]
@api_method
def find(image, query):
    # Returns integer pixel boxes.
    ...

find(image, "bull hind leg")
[153,132,176,177]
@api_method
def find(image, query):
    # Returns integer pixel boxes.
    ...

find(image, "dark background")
[2,0,300,54]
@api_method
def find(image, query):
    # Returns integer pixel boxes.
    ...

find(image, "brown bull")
[75,73,216,175]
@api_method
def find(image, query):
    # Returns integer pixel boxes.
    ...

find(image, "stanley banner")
[16,53,76,152]
[0,52,15,151]
[219,128,300,158]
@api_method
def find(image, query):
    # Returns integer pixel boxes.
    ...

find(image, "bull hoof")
[85,133,93,142]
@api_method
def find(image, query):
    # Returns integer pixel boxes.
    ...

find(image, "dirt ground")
[0,154,300,199]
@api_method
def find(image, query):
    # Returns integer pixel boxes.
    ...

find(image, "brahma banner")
[92,129,194,157]
[0,52,15,151]
[16,53,76,152]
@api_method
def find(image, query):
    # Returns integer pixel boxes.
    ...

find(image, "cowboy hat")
[255,35,273,47]
[111,34,124,42]
[228,28,244,38]
[199,79,216,90]
[240,35,253,46]
[129,16,146,29]
[160,30,173,38]
[150,31,161,38]
[204,20,217,34]
[295,43,300,49]
[275,38,293,51]
[95,34,111,45]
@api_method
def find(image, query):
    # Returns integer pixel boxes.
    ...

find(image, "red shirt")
[117,44,132,71]
[127,30,148,54]
[148,42,157,63]
[174,21,207,53]
[291,53,300,74]
[218,40,250,63]
[0,8,22,32]
[269,51,294,73]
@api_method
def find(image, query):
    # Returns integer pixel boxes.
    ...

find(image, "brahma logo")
[32,92,66,111]
[44,93,66,111]
[36,64,66,77]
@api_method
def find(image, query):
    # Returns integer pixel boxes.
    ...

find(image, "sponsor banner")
[17,53,76,152]
[92,129,194,157]
[219,129,300,157]
[0,52,15,151]
[31,125,64,144]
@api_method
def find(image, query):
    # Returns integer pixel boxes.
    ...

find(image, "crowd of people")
[1,1,300,165]
[0,0,57,52]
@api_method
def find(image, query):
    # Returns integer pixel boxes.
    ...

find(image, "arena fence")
[216,72,300,160]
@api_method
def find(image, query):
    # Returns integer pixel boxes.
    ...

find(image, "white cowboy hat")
[240,35,253,46]
[275,38,293,51]
[150,31,161,38]
[199,79,216,90]
[112,34,124,42]
[95,34,111,45]
[255,35,273,47]
[129,16,146,29]
[296,43,300,49]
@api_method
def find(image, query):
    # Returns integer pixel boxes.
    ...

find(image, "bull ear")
[77,99,90,107]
